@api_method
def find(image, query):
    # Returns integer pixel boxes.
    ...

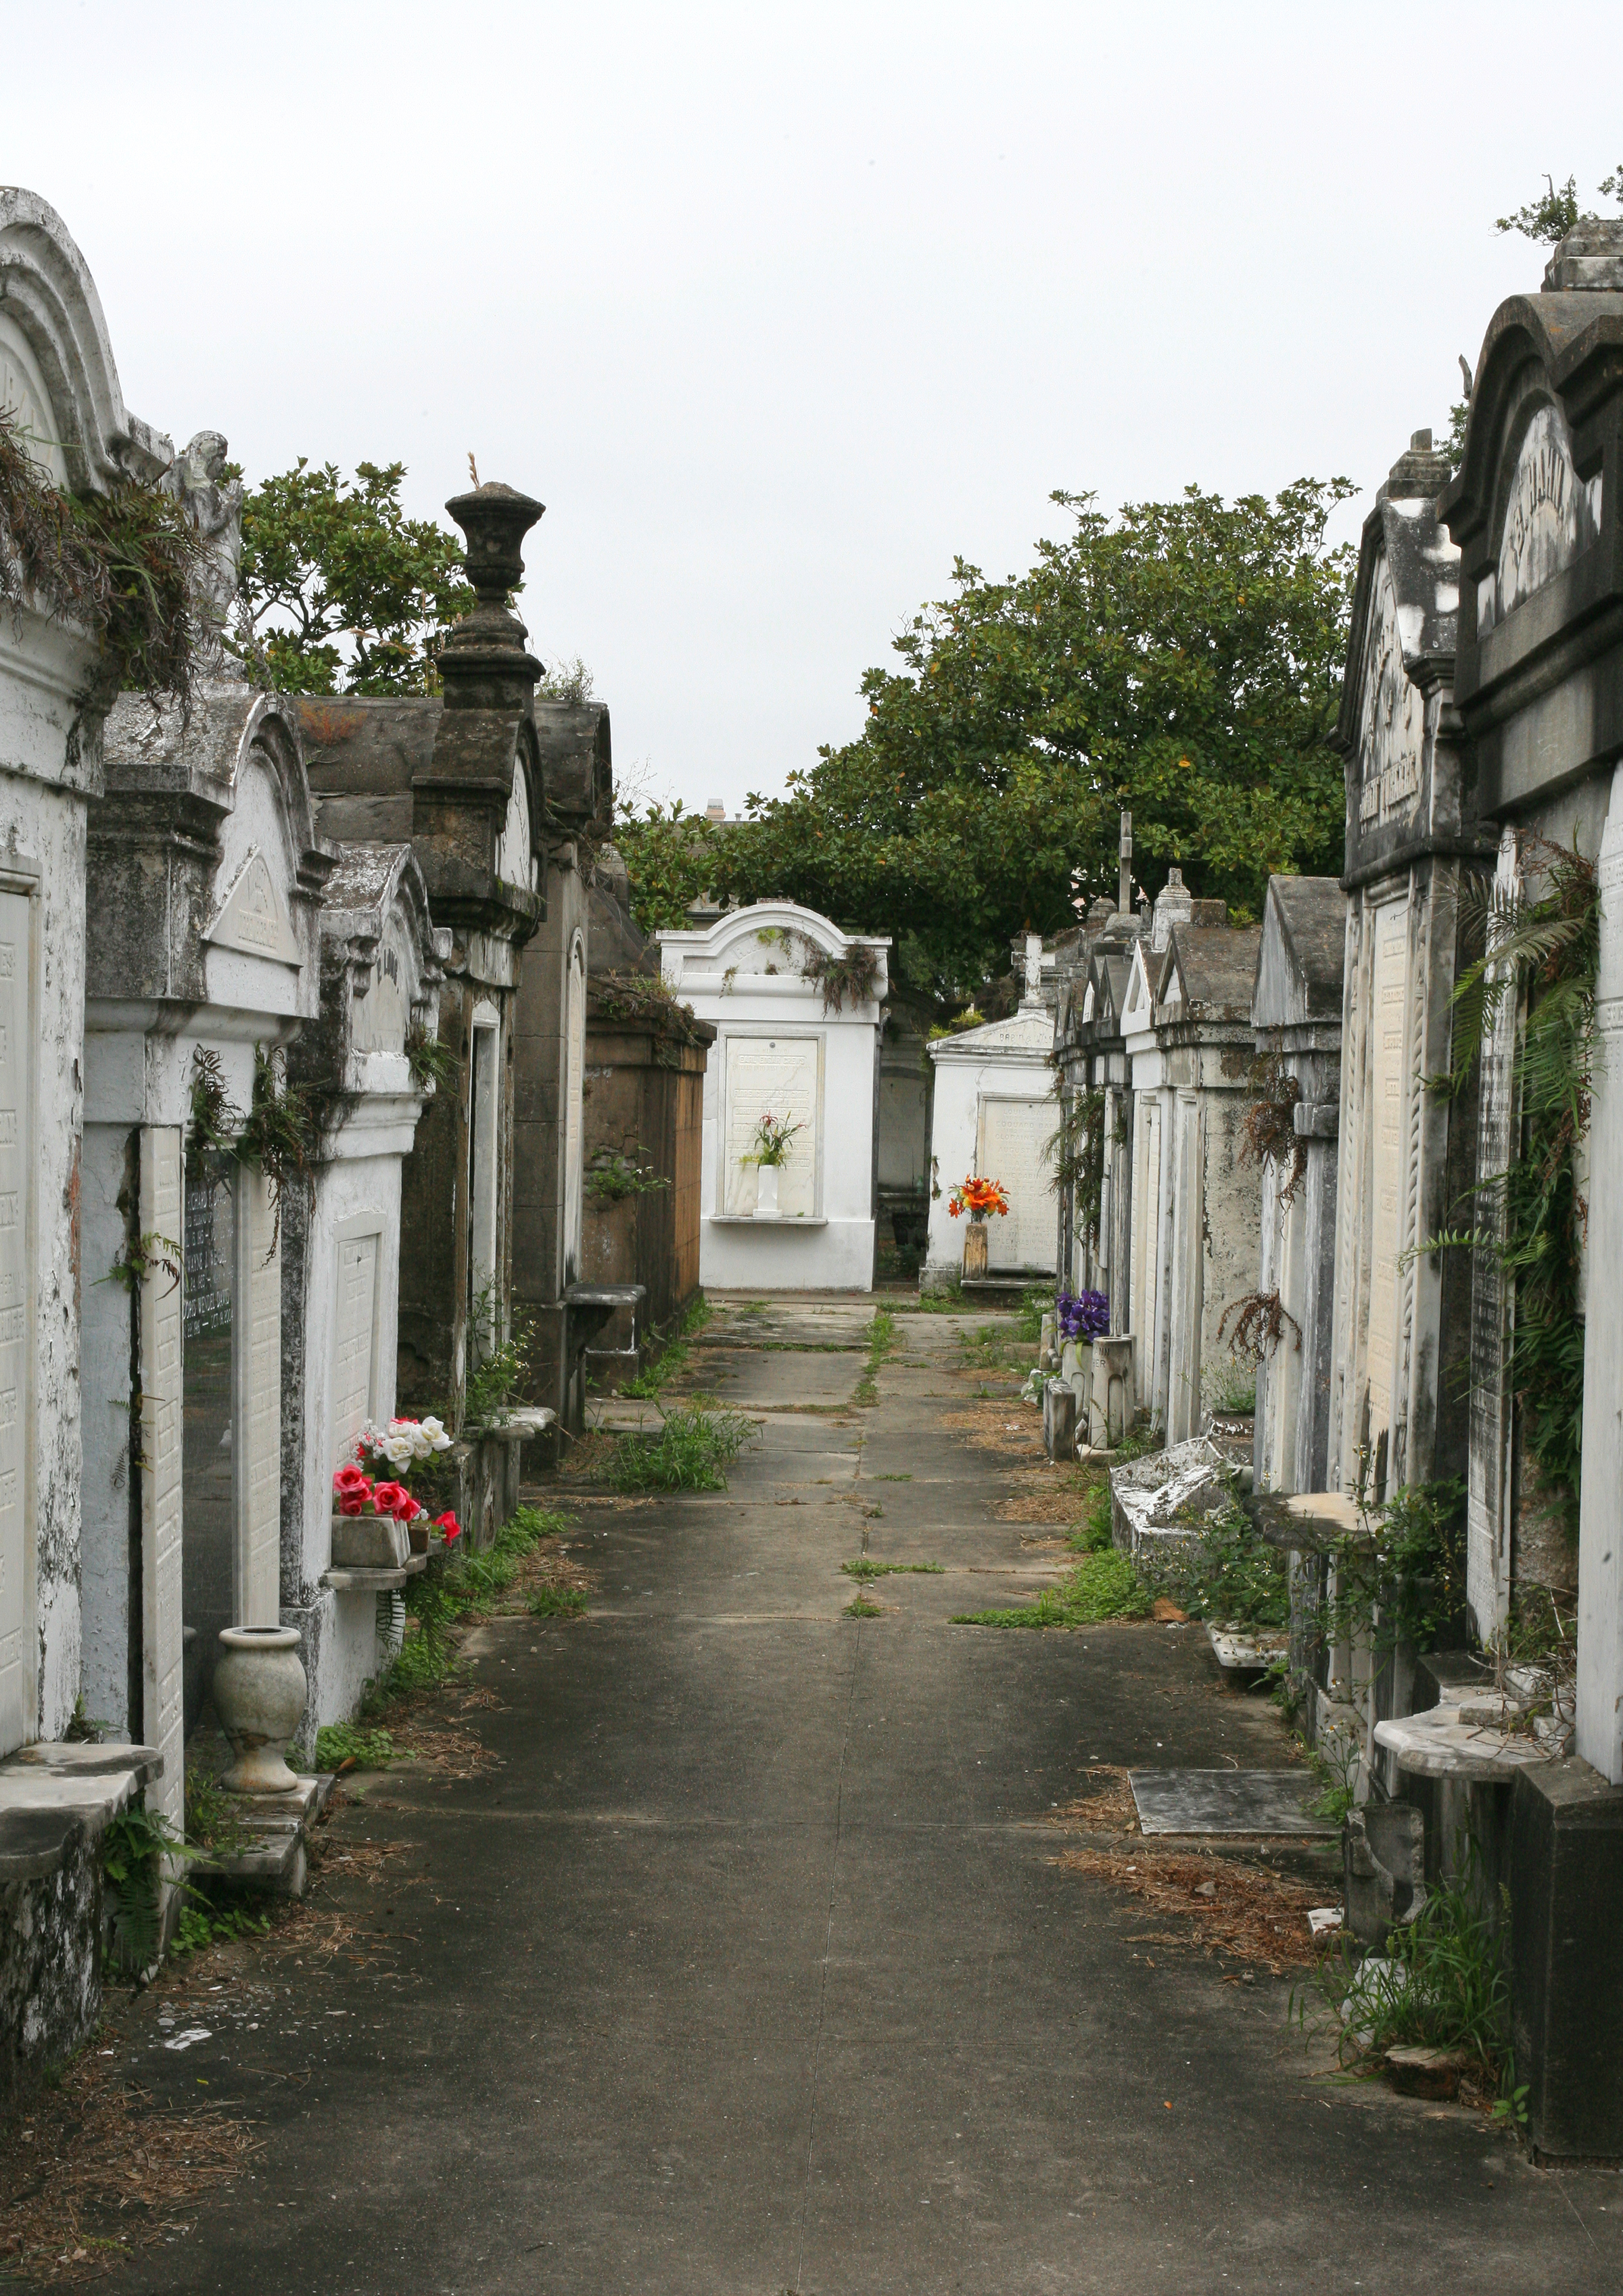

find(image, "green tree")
[619,481,1357,1004]
[236,459,473,695]
[1496,165,1623,243]
[613,801,720,932]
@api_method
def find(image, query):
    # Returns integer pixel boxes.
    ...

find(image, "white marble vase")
[754,1163,781,1219]
[213,1626,307,1794]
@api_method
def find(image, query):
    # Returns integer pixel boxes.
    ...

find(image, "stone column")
[1578,766,1623,1783]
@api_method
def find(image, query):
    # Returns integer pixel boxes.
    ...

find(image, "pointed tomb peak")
[1542,216,1623,294]
[1380,427,1455,505]
[1150,866,1192,952]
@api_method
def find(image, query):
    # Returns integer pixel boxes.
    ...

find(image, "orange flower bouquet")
[947,1175,1010,1223]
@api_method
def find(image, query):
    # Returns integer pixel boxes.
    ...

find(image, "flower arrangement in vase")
[332,1415,462,1563]
[947,1174,1009,1278]
[743,1110,804,1219]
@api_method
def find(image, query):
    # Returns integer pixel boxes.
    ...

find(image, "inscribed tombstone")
[1132,1102,1162,1401]
[0,892,28,1756]
[141,1127,183,1822]
[723,1035,819,1216]
[241,1171,281,1626]
[977,1095,1054,1269]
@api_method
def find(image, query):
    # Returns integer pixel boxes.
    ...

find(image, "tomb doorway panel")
[331,1223,382,1468]
[976,1094,1055,1270]
[0,888,31,1756]
[720,1031,822,1217]
[140,1126,184,1821]
[1365,893,1411,1491]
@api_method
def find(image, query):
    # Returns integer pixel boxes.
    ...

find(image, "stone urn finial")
[436,479,545,708]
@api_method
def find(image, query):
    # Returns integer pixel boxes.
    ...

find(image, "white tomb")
[657,903,889,1290]
[280,844,450,1734]
[923,955,1056,1290]
[0,191,174,1757]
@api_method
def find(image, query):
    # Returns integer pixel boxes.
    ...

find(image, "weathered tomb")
[923,939,1056,1290]
[0,189,176,2096]
[577,846,713,1386]
[80,680,330,1825]
[1119,875,1254,1442]
[1249,876,1346,1499]
[1434,220,1623,2155]
[659,901,889,1290]
[279,843,450,1735]
[511,697,623,1434]
[1325,429,1486,1512]
[298,484,546,1476]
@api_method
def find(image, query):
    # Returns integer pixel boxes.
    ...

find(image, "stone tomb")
[279,843,449,1735]
[1250,876,1346,1499]
[0,190,174,1764]
[659,902,889,1291]
[298,484,546,1472]
[80,685,329,1826]
[1325,429,1485,1514]
[923,964,1056,1290]
[1438,218,1623,2157]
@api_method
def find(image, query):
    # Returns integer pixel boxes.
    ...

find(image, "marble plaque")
[564,944,586,1279]
[723,1035,819,1216]
[0,894,27,1756]
[331,1232,379,1468]
[1132,1100,1162,1401]
[977,1095,1055,1270]
[206,849,299,964]
[1365,898,1410,1476]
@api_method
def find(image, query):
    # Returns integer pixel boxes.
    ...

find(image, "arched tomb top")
[320,841,449,1064]
[0,187,171,491]
[658,900,891,1009]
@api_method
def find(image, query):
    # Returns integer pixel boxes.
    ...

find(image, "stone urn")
[213,1626,307,1795]
[962,1218,989,1280]
[754,1162,781,1219]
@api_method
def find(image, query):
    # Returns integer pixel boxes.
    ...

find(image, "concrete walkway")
[97,1296,1621,2292]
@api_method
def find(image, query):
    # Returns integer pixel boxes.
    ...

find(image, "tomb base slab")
[1511,1758,1623,2159]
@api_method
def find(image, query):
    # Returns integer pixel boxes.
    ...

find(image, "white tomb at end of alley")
[922,935,1058,1292]
[657,902,889,1290]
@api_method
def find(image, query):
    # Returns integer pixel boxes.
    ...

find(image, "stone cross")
[1118,810,1133,916]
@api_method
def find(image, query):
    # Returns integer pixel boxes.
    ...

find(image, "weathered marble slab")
[1129,1768,1336,1835]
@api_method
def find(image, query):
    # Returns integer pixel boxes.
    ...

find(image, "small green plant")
[367,1505,572,1702]
[1300,1858,1513,2090]
[585,1143,670,1202]
[463,1285,536,1428]
[100,1229,181,1298]
[174,1896,272,1956]
[874,1472,913,1482]
[314,1722,396,1771]
[841,1558,943,1579]
[1146,1497,1288,1629]
[952,1549,1151,1628]
[63,1693,107,1743]
[404,1022,458,1094]
[1313,1478,1465,1664]
[529,1584,588,1619]
[799,939,882,1013]
[184,1770,250,1853]
[608,1407,756,1492]
[844,1595,885,1618]
[1068,1478,1115,1553]
[102,1801,199,1977]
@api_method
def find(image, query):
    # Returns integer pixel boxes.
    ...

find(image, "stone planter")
[330,1511,411,1569]
[213,1626,307,1794]
[962,1219,989,1280]
[408,1514,432,1555]
[754,1162,781,1219]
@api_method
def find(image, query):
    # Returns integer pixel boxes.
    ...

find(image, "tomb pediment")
[206,849,300,965]
[1252,877,1347,1033]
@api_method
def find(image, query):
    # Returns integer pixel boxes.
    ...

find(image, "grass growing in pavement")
[853,1308,901,1406]
[951,1549,1151,1628]
[842,1557,944,1579]
[368,1505,574,1702]
[608,1406,756,1492]
[874,1473,913,1482]
[528,1584,588,1620]
[1068,1478,1115,1553]
[844,1595,885,1618]
[619,1292,712,1397]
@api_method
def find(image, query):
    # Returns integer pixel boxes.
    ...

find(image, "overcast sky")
[8,3,1620,814]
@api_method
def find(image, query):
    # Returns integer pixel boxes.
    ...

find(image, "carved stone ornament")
[205,848,300,964]
[162,429,245,678]
[1357,550,1424,828]
[1480,404,1603,634]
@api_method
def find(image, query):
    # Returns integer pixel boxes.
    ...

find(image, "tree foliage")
[237,459,473,696]
[617,481,1357,1002]
[1496,166,1623,244]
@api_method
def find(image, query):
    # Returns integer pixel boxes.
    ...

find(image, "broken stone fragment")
[1384,2044,1472,2101]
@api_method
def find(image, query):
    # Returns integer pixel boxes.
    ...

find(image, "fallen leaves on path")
[1046,1765,1140,1834]
[1054,1843,1330,1975]
[939,1403,1041,1457]
[0,2053,258,2284]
